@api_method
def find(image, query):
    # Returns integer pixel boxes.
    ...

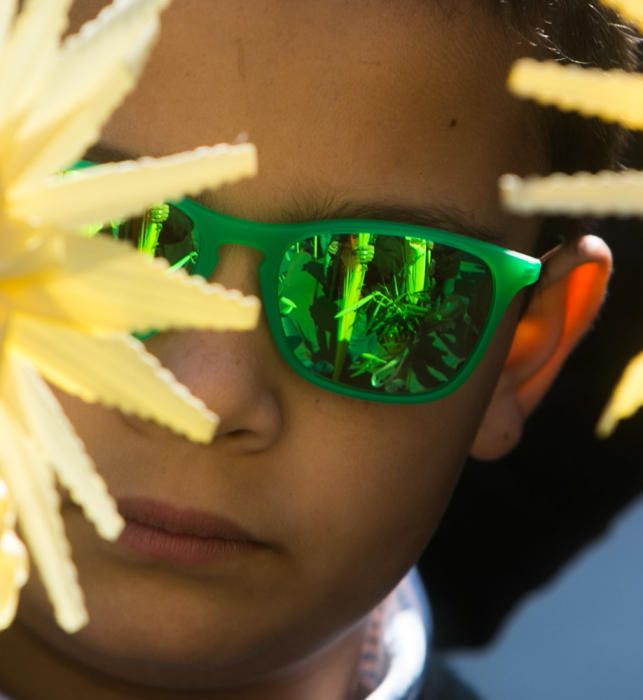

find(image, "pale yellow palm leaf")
[0,478,28,631]
[0,527,28,630]
[508,60,643,130]
[0,0,74,136]
[4,228,256,333]
[10,315,218,443]
[5,0,169,188]
[0,0,260,632]
[0,1,17,54]
[500,170,643,217]
[3,355,122,540]
[0,403,83,632]
[10,146,257,229]
[597,352,643,437]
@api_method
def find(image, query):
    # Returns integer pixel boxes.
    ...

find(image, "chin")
[81,575,252,661]
[24,589,267,691]
[19,559,268,689]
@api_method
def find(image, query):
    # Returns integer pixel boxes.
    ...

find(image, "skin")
[0,1,602,699]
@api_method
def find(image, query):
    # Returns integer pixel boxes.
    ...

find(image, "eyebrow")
[296,200,504,245]
[84,143,505,245]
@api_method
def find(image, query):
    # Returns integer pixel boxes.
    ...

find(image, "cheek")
[280,314,519,609]
[277,398,480,610]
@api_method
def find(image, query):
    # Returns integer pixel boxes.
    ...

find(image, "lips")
[117,498,258,541]
[112,497,265,566]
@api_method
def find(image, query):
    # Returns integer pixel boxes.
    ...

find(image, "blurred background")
[418,135,643,697]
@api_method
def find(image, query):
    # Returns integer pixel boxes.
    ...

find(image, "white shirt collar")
[363,568,432,700]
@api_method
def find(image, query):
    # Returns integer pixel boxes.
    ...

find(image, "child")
[0,1,636,698]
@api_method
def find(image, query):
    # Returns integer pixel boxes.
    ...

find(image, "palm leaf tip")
[596,352,643,437]
[501,170,643,217]
[499,173,530,212]
[0,479,28,631]
[509,58,643,130]
[0,531,28,630]
[159,275,261,333]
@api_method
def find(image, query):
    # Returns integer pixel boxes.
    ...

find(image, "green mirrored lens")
[278,231,493,396]
[91,204,199,273]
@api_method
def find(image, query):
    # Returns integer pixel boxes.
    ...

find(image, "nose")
[145,244,284,452]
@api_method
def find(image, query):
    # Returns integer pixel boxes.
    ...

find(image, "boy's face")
[18,0,544,691]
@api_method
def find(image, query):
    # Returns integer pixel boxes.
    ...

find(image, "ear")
[470,235,612,461]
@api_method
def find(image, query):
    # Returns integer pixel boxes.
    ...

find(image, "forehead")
[74,0,544,245]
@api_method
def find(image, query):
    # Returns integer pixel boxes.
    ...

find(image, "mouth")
[115,498,264,566]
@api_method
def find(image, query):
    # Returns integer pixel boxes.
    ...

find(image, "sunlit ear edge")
[470,235,612,461]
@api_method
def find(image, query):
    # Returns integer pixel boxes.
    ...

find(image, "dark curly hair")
[481,1,639,250]
[493,0,639,174]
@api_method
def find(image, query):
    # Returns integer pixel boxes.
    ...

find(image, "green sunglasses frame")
[77,161,543,404]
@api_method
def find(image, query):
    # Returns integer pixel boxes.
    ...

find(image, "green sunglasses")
[76,161,545,404]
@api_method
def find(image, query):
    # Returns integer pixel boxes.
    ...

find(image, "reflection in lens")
[278,231,493,395]
[90,204,199,273]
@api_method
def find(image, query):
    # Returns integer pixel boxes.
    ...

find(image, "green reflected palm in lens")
[278,232,493,396]
[92,203,200,274]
